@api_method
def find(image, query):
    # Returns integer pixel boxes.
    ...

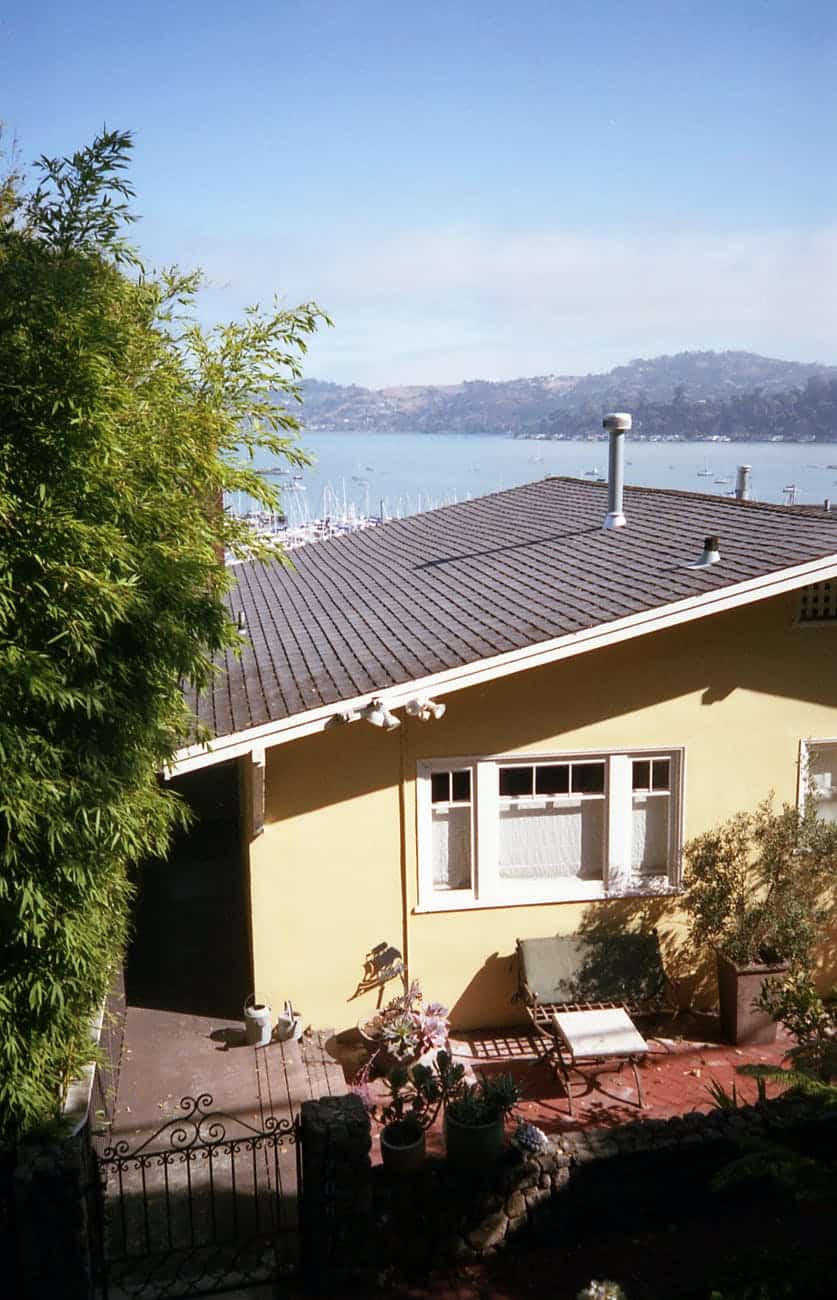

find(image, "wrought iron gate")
[94,1093,297,1298]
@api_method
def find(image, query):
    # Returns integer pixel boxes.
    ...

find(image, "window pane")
[498,801,603,882]
[572,762,605,795]
[632,795,670,873]
[652,759,670,792]
[451,770,471,803]
[431,772,450,804]
[535,764,570,795]
[809,746,837,823]
[632,760,651,791]
[499,766,533,798]
[431,806,472,889]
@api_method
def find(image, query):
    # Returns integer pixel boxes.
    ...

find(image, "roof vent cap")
[602,412,631,530]
[686,535,721,569]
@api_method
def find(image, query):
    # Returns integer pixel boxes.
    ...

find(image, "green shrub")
[0,130,327,1143]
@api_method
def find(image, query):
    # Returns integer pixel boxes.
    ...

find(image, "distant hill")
[299,352,837,440]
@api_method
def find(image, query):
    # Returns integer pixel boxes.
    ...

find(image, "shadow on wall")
[264,594,827,825]
[446,896,710,1032]
[125,760,252,1020]
[449,951,522,1029]
[573,898,710,1010]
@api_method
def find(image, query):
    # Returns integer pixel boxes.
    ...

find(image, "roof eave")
[170,551,837,776]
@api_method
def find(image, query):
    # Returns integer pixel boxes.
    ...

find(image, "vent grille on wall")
[798,581,837,624]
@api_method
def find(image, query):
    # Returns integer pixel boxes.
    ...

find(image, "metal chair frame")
[516,930,677,1115]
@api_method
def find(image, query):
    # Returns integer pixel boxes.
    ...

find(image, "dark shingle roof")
[193,478,837,740]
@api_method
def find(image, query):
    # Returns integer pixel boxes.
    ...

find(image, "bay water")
[241,433,837,525]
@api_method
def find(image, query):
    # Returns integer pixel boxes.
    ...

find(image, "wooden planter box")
[717,953,789,1045]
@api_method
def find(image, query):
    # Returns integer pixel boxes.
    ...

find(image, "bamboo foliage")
[0,130,328,1142]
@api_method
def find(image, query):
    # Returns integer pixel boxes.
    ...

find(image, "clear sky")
[3,0,835,386]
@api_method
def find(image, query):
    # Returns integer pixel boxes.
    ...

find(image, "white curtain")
[809,746,837,823]
[498,801,603,881]
[631,795,669,872]
[432,806,472,889]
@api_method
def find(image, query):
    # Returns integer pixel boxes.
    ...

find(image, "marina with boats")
[228,433,837,554]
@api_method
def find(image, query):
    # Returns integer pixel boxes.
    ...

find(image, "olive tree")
[0,129,328,1142]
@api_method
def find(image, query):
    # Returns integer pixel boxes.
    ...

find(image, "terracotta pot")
[716,953,789,1045]
[380,1122,426,1175]
[444,1111,505,1172]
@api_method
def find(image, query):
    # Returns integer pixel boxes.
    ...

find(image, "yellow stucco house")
[169,473,837,1032]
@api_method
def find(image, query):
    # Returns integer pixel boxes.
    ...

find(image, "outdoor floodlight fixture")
[405,696,447,722]
[362,698,401,731]
[334,708,361,725]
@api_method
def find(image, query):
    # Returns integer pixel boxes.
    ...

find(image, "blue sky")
[3,0,835,385]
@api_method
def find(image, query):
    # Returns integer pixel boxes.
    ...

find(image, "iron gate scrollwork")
[96,1093,296,1298]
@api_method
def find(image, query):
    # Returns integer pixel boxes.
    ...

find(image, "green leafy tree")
[682,795,837,968]
[0,129,329,1143]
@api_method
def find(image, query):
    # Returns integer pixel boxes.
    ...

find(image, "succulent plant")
[576,1283,627,1300]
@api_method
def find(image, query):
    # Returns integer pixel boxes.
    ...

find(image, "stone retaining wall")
[371,1094,835,1275]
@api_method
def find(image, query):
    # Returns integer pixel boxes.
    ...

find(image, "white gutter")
[171,552,837,776]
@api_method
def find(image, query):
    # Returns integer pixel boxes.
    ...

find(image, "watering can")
[274,1000,303,1043]
[243,994,273,1048]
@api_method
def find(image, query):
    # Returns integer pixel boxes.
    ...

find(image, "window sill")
[413,881,681,915]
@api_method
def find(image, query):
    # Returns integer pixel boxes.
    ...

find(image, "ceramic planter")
[380,1121,426,1175]
[444,1111,505,1172]
[716,953,789,1045]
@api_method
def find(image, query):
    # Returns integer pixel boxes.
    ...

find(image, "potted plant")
[368,1061,442,1175]
[358,977,449,1075]
[435,1051,522,1172]
[682,796,837,1045]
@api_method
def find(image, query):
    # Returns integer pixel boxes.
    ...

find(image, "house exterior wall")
[248,719,405,1033]
[248,590,837,1032]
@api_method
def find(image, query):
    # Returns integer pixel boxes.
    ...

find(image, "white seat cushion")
[552,1007,648,1059]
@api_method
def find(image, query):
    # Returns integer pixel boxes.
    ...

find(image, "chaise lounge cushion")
[517,931,667,1010]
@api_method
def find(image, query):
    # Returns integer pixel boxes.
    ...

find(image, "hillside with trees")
[301,352,837,440]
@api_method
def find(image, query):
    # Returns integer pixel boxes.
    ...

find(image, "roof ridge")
[542,475,837,518]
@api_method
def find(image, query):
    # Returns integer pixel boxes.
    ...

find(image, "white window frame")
[798,737,837,813]
[416,747,685,913]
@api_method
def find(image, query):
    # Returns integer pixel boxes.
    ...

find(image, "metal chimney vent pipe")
[735,465,752,501]
[602,412,631,529]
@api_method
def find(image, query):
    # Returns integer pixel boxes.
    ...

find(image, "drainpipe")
[602,412,631,529]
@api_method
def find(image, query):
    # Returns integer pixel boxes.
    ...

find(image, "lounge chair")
[515,930,675,1115]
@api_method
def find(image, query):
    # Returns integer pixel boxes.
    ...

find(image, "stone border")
[372,1093,836,1270]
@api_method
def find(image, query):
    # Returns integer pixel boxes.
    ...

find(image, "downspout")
[397,715,412,983]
